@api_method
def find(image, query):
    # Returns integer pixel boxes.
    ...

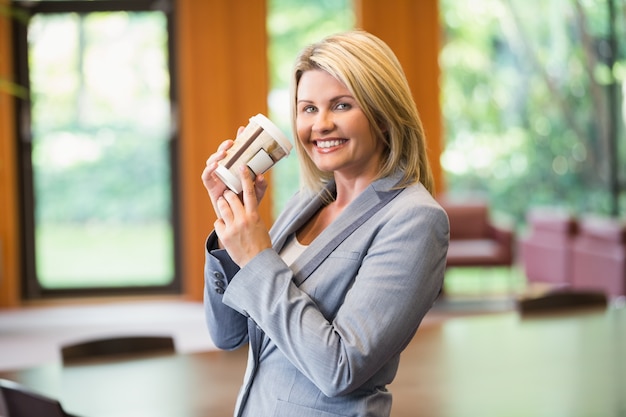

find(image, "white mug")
[215,114,292,193]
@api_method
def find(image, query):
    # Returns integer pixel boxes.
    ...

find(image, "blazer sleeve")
[221,191,449,396]
[203,231,249,350]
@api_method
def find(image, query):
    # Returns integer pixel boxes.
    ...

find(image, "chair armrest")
[488,223,514,242]
[488,224,515,260]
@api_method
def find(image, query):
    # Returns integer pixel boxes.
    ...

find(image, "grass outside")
[443,266,527,297]
[36,222,174,289]
[35,223,527,294]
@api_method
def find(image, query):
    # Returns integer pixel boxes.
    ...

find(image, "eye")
[300,105,317,113]
[335,102,352,111]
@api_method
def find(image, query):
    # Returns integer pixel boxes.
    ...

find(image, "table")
[2,306,625,417]
[0,348,247,417]
[392,305,626,417]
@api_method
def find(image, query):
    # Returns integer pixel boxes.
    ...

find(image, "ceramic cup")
[215,113,292,193]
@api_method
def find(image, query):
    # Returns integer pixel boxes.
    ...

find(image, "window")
[13,0,180,297]
[267,0,354,216]
[439,0,625,222]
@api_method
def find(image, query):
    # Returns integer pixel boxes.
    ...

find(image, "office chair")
[61,335,176,364]
[0,378,77,417]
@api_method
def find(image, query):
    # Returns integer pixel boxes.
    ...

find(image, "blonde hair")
[290,30,435,195]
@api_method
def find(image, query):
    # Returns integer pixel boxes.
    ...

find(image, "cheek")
[296,120,310,143]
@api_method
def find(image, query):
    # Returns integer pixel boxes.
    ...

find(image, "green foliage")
[28,11,172,225]
[268,0,355,88]
[440,0,626,224]
[267,0,354,215]
[32,126,171,223]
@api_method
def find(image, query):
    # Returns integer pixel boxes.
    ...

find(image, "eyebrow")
[297,94,354,104]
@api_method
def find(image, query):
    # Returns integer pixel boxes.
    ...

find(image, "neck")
[332,175,375,208]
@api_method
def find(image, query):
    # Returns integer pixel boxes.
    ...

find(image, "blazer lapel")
[289,173,404,287]
[270,192,327,252]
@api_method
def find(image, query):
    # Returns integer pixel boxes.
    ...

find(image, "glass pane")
[439,0,626,220]
[28,11,174,289]
[267,0,354,216]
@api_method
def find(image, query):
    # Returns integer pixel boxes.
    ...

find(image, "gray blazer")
[204,172,449,417]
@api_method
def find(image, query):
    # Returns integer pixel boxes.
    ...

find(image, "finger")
[202,161,218,178]
[222,189,245,219]
[214,217,224,232]
[201,163,224,197]
[216,196,234,223]
[205,140,235,168]
[214,217,226,243]
[254,174,268,201]
[239,165,258,213]
[205,155,219,168]
[219,139,235,151]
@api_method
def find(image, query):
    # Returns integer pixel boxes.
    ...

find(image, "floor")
[0,299,217,371]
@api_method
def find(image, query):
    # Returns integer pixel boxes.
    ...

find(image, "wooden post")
[176,0,271,300]
[355,0,445,195]
[0,0,21,307]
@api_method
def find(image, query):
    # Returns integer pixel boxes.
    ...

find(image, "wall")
[356,0,444,194]
[0,0,20,307]
[0,0,442,306]
[176,0,272,301]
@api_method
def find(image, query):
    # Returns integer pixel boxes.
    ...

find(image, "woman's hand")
[214,165,272,267]
[201,139,234,219]
[201,129,269,219]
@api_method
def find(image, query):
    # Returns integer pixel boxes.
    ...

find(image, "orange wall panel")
[356,0,445,194]
[176,0,271,300]
[0,0,21,307]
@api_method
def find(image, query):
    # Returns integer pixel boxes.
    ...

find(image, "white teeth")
[316,140,344,148]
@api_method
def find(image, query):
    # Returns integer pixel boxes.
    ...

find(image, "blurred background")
[0,0,624,303]
[1,3,624,415]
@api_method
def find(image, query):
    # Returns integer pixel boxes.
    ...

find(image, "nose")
[312,110,334,133]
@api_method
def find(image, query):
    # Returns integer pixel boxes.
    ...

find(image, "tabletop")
[2,306,625,417]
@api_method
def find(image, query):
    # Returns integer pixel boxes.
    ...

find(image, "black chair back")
[61,335,176,364]
[0,379,74,417]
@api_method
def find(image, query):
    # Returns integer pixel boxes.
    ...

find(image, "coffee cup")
[215,114,292,193]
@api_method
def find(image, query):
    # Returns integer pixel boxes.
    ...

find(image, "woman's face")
[296,69,385,182]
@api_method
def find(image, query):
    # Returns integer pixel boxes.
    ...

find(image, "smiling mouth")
[315,139,347,149]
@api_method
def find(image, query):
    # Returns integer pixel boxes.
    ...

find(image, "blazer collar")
[278,171,404,285]
[273,171,403,248]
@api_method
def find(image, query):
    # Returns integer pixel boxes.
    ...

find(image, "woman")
[201,30,449,417]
